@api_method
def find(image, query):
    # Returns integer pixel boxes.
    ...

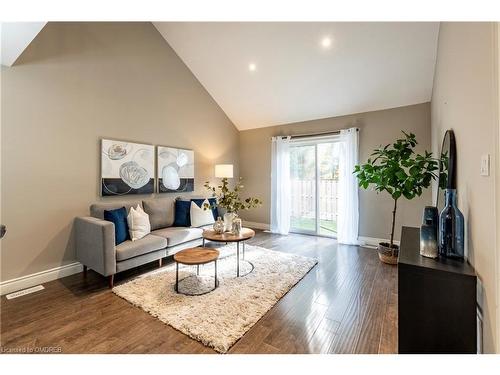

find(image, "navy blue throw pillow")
[173,200,191,227]
[191,198,219,220]
[103,207,129,245]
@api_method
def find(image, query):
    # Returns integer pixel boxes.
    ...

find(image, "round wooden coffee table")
[174,247,219,295]
[202,228,255,277]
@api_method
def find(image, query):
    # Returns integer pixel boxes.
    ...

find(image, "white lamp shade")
[215,164,233,178]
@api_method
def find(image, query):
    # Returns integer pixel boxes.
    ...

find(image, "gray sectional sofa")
[75,198,211,287]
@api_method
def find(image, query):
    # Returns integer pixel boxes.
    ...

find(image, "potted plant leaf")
[353,131,439,264]
[204,177,262,231]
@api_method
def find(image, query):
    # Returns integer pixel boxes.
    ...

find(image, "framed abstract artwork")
[157,146,194,193]
[101,139,154,196]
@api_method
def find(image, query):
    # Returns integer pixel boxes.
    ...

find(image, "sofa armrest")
[75,216,116,276]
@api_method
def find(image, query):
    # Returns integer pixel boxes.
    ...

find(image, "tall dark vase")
[420,206,438,258]
[439,189,465,260]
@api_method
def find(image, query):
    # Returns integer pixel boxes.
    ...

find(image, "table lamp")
[215,164,233,178]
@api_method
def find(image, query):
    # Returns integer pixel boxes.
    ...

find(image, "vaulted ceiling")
[154,22,439,130]
[2,22,440,131]
[1,22,46,66]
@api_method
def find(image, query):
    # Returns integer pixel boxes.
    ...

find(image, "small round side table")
[202,228,255,277]
[174,247,219,296]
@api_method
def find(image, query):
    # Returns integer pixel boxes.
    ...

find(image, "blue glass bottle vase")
[439,189,465,260]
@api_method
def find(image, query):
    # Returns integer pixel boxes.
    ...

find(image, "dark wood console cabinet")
[398,226,477,353]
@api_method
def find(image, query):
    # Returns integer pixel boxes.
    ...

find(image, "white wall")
[1,22,240,284]
[239,103,432,242]
[431,22,498,353]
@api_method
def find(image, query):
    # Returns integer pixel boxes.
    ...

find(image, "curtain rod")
[276,128,359,140]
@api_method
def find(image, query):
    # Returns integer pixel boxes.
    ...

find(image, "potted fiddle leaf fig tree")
[353,131,439,264]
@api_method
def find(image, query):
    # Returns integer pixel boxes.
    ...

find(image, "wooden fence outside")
[290,179,338,221]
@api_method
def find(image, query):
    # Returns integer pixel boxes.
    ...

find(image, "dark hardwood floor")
[0,230,397,354]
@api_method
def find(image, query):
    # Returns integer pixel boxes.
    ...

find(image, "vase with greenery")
[204,177,262,231]
[353,131,439,264]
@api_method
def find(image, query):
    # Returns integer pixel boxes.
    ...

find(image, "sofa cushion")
[103,207,129,245]
[142,199,174,230]
[90,200,143,220]
[116,249,167,273]
[151,227,204,247]
[115,234,167,261]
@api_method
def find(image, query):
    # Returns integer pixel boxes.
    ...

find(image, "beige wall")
[0,22,240,282]
[238,103,432,241]
[431,22,498,353]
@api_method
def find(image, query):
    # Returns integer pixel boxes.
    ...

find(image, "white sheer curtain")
[270,136,291,235]
[337,128,359,244]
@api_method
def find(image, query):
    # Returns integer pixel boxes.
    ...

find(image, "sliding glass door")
[290,143,317,234]
[289,137,340,237]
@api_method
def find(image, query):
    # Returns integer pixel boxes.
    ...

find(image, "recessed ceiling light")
[321,37,332,49]
[248,63,257,72]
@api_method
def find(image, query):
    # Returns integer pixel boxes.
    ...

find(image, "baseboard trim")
[0,262,83,296]
[242,222,400,249]
[358,236,401,248]
[243,221,270,230]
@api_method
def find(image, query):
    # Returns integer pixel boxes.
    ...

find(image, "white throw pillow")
[190,199,215,228]
[127,204,151,241]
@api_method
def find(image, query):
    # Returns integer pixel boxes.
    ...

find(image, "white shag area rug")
[112,244,317,353]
